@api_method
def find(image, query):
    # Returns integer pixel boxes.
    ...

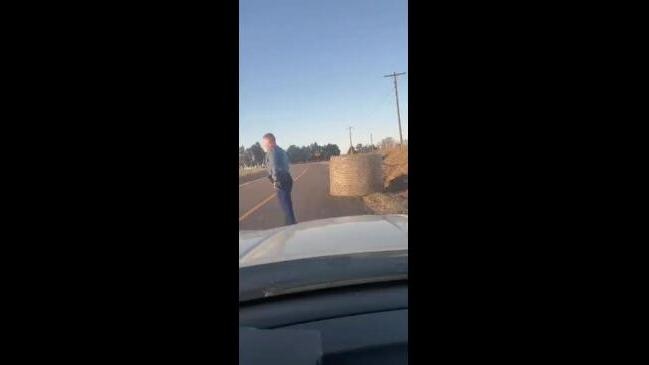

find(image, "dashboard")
[240,282,408,364]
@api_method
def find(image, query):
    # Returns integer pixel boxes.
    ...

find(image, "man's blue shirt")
[264,146,290,182]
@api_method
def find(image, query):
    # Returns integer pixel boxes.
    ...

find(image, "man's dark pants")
[276,173,296,225]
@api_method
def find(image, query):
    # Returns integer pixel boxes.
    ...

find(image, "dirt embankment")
[362,147,408,215]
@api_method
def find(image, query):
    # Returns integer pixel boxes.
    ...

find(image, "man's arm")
[267,149,279,183]
[265,153,273,182]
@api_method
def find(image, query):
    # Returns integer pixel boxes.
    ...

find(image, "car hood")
[239,215,408,267]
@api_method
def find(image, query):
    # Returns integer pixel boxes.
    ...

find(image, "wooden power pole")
[384,72,406,146]
[347,126,353,151]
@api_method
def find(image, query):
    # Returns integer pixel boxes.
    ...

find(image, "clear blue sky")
[240,0,407,152]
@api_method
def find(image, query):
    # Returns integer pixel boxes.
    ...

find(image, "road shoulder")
[239,170,267,185]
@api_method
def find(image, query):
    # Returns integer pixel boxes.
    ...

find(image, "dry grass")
[239,167,265,177]
[363,192,408,214]
[239,167,267,185]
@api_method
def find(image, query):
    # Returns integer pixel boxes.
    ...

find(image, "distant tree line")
[239,141,342,168]
[239,142,265,168]
[344,137,407,155]
[375,137,407,150]
[286,142,340,163]
[351,143,379,154]
[344,138,397,155]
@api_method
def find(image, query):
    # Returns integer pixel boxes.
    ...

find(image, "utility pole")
[384,72,406,146]
[347,126,353,152]
[370,133,373,146]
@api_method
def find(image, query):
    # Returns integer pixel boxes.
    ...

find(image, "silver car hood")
[239,215,408,267]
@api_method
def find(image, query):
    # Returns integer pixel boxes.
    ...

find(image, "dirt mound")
[362,147,409,215]
[382,147,408,190]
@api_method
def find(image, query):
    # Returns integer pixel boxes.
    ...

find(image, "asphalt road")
[239,161,369,230]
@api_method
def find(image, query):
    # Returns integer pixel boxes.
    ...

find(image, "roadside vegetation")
[239,142,342,184]
[286,143,340,163]
[239,166,265,176]
[239,142,342,169]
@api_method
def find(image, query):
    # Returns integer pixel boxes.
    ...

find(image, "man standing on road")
[262,133,297,225]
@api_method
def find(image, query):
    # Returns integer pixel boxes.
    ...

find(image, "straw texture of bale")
[329,153,384,196]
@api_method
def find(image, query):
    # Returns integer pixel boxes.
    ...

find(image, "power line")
[364,86,396,122]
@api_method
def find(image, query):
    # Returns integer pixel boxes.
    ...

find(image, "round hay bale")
[330,153,384,196]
